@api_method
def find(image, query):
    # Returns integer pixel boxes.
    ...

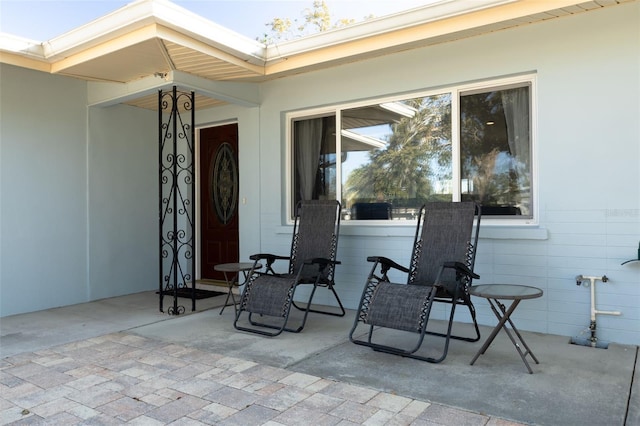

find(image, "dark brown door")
[200,124,239,280]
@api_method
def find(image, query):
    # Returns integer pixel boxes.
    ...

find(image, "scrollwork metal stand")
[158,86,196,315]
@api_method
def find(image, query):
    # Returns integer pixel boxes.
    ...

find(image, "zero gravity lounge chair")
[234,200,344,336]
[349,202,481,363]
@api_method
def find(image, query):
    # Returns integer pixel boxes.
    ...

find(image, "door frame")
[195,120,239,282]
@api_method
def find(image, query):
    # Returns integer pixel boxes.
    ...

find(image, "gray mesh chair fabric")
[234,200,344,336]
[349,202,481,363]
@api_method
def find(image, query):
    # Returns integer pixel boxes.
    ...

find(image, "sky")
[0,0,437,42]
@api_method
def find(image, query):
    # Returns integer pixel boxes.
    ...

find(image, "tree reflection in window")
[291,81,532,220]
[460,85,531,217]
[341,95,452,220]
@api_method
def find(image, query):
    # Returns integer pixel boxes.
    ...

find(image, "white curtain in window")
[295,119,323,200]
[501,87,529,167]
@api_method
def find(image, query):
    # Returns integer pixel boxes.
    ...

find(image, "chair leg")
[361,293,475,364]
[428,287,481,362]
[234,313,287,337]
[233,284,297,336]
[467,301,481,342]
[352,326,447,363]
[234,299,291,336]
[401,290,461,363]
[247,311,306,334]
[291,283,346,317]
[432,299,459,363]
[234,282,314,335]
[426,295,481,343]
[351,319,427,358]
[349,287,451,364]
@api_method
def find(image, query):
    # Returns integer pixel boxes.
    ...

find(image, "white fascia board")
[0,33,45,59]
[43,0,157,60]
[264,0,517,60]
[88,70,260,108]
[42,0,265,64]
[150,0,266,65]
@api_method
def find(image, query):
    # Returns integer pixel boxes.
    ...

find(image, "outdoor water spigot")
[575,274,608,287]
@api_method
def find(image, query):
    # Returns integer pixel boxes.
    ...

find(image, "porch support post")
[158,86,196,315]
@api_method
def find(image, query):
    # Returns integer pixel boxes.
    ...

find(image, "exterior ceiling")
[59,38,171,82]
[0,0,634,111]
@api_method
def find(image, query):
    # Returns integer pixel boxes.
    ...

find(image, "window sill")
[276,223,548,240]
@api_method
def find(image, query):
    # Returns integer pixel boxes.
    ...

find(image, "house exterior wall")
[87,104,157,300]
[240,3,639,344]
[0,65,158,316]
[1,3,637,346]
[1,64,89,315]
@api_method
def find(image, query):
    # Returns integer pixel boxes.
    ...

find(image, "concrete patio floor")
[1,291,638,425]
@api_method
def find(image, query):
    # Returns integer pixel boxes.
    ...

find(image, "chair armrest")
[366,256,410,274]
[443,261,480,279]
[249,253,290,274]
[249,253,290,262]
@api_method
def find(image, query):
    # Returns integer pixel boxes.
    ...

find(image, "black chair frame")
[234,200,344,337]
[349,202,481,363]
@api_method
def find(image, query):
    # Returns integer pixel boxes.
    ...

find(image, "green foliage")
[257,1,360,44]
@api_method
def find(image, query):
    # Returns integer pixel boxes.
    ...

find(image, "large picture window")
[290,76,534,223]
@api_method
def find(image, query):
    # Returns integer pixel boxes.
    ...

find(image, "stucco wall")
[0,66,159,316]
[248,3,639,344]
[0,64,89,315]
[87,104,158,300]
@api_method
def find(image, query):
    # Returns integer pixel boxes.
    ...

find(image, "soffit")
[260,0,634,77]
[52,24,264,84]
[57,38,169,82]
[56,38,263,84]
[162,40,262,81]
[1,0,633,111]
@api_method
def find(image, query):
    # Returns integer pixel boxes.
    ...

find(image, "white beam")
[87,70,260,108]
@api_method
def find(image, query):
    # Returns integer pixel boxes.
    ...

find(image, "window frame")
[285,74,538,226]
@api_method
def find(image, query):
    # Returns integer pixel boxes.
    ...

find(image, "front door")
[200,124,239,281]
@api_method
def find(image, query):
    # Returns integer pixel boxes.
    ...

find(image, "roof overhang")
[1,0,633,110]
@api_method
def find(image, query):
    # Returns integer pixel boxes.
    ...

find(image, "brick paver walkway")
[1,332,524,425]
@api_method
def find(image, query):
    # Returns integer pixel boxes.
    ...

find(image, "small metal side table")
[469,284,543,373]
[214,262,262,315]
